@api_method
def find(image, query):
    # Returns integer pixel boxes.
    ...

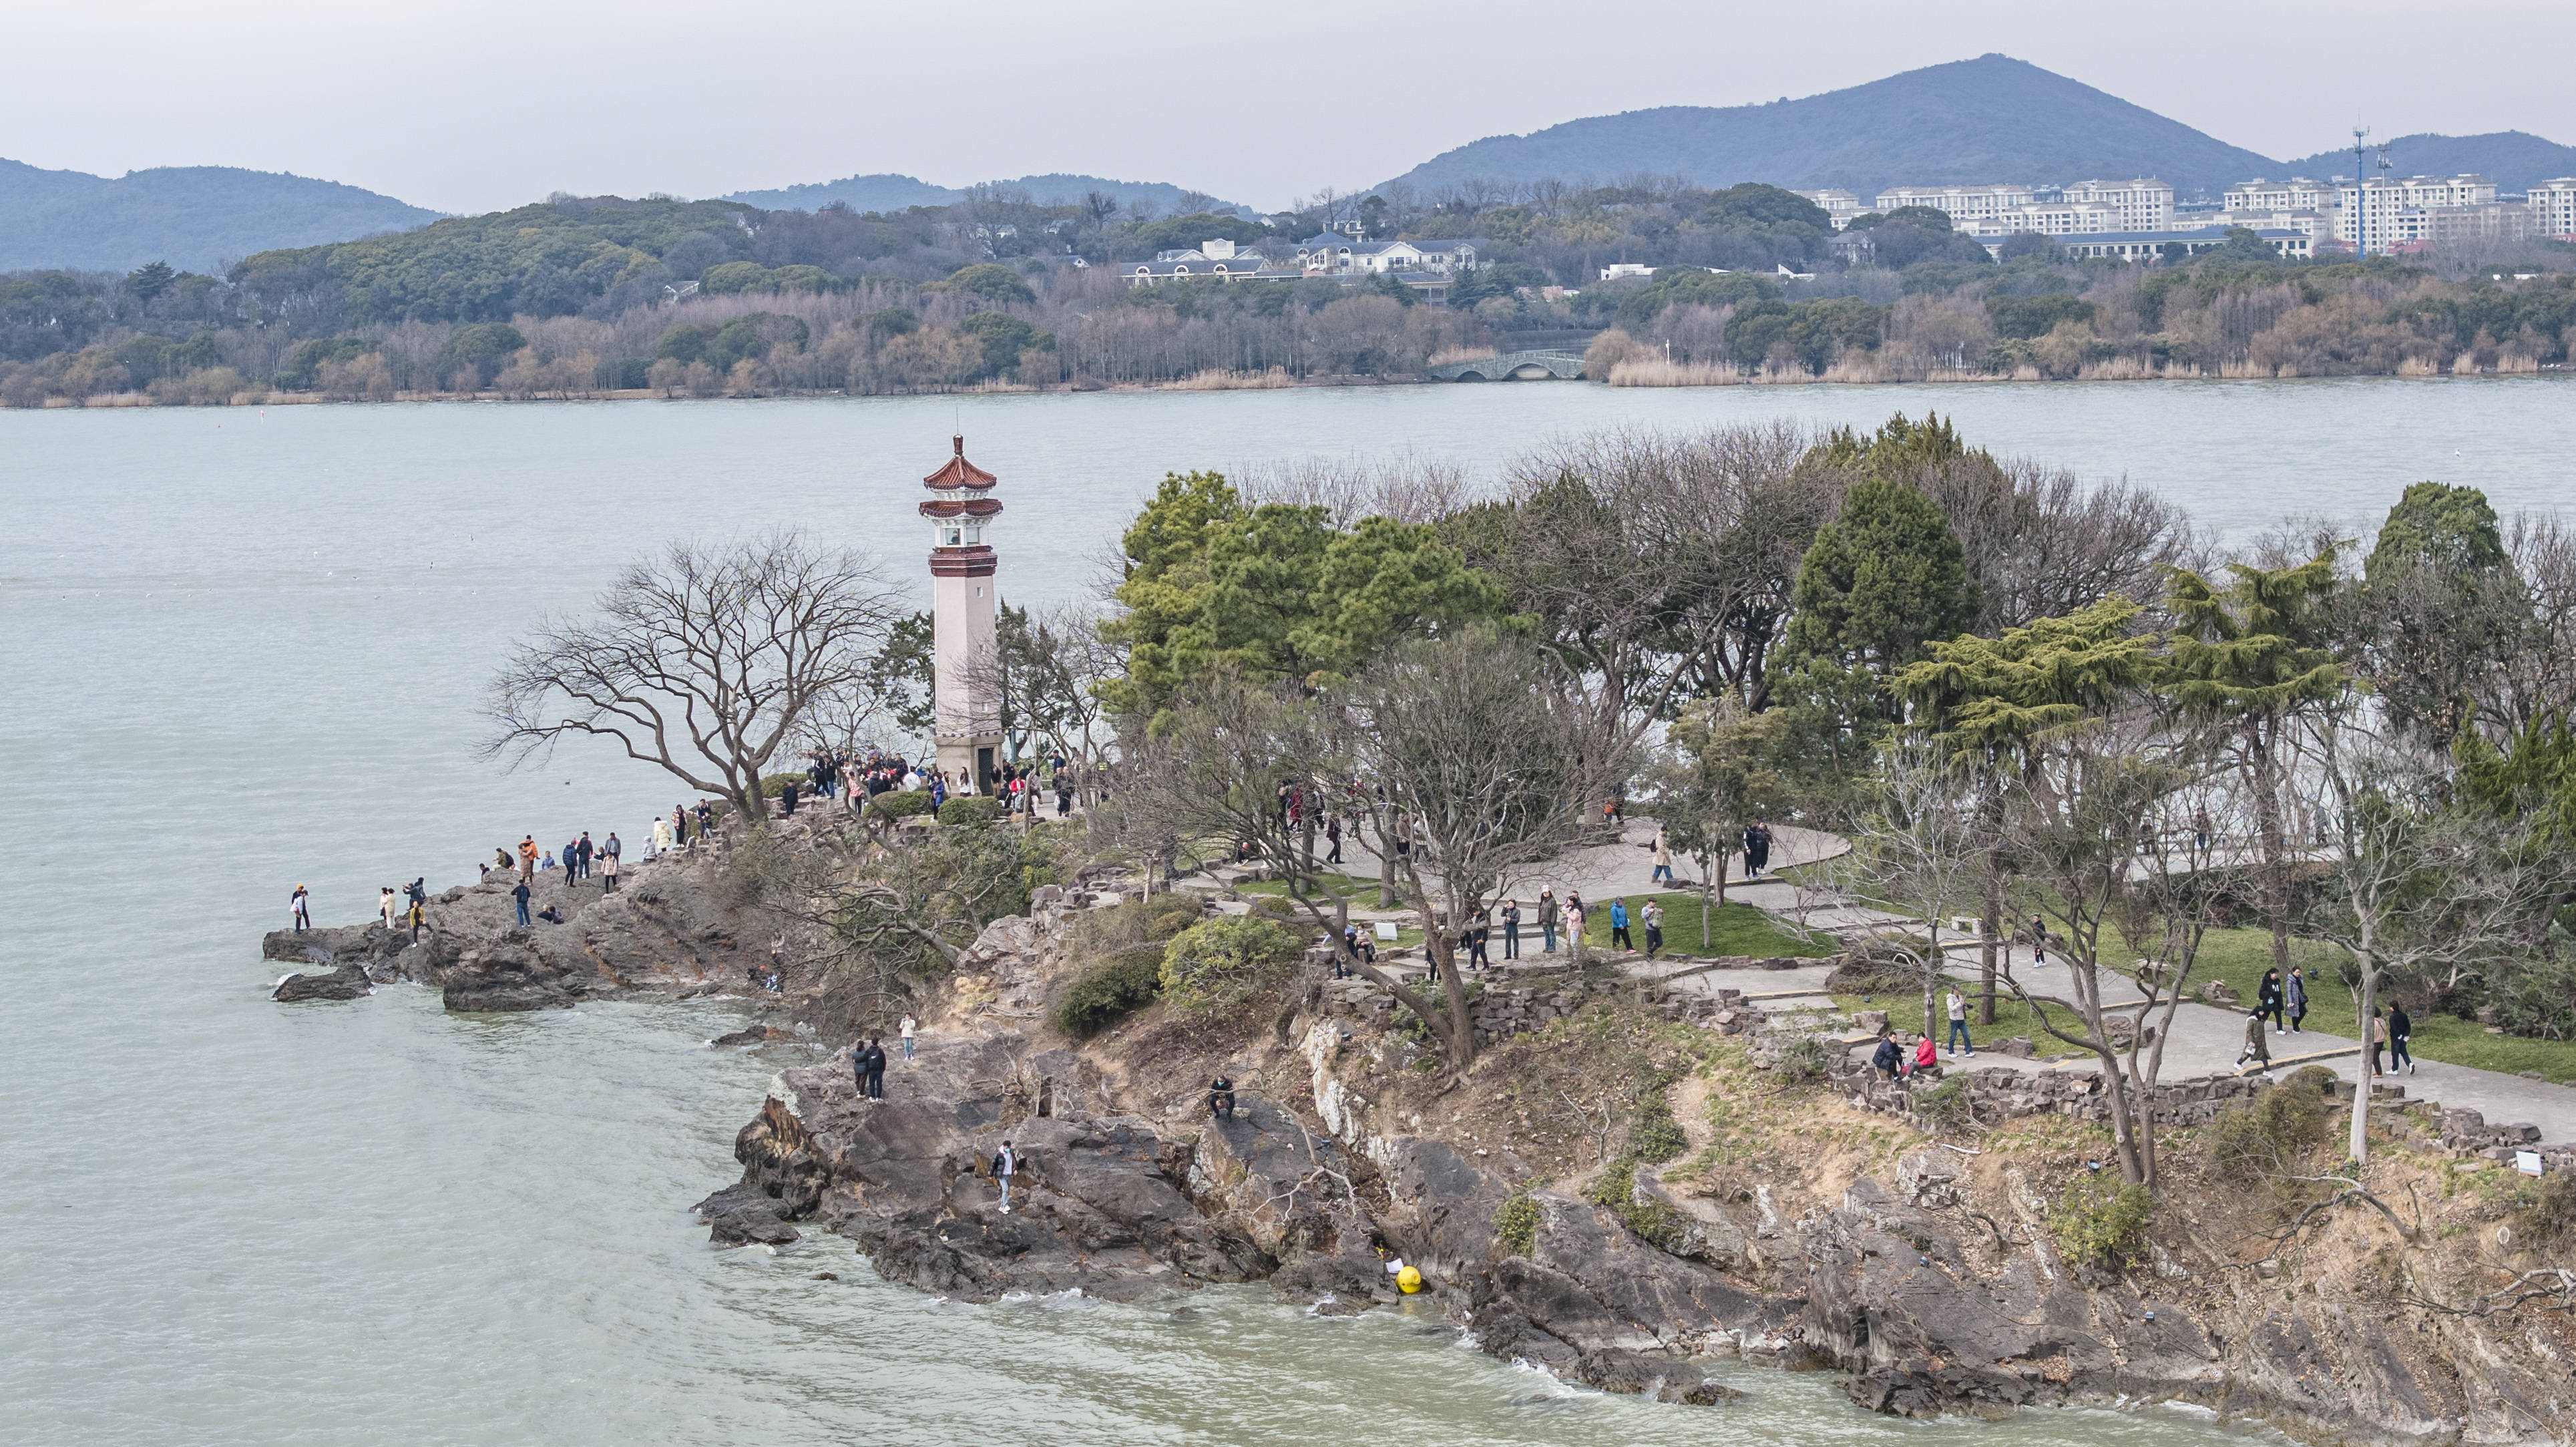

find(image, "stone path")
[1255,811,2576,1147]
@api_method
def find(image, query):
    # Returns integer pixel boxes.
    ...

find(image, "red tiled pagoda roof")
[922,434,998,491]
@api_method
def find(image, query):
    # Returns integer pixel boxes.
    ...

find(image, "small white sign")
[1373,921,1399,942]
[2517,1150,2545,1177]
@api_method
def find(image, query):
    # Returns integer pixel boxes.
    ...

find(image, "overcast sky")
[9,0,2573,215]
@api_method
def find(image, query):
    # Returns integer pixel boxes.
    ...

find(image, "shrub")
[1159,916,1303,1010]
[1766,1032,1835,1083]
[1494,1188,1542,1256]
[2515,1171,2576,1250]
[1914,1074,1973,1132]
[2051,1176,2153,1272]
[1248,893,1305,922]
[866,789,933,822]
[1626,1080,1689,1164]
[938,796,1004,827]
[1149,903,1205,940]
[1051,946,1163,1038]
[1583,1159,1692,1254]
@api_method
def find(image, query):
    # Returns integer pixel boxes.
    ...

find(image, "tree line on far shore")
[5,182,2572,408]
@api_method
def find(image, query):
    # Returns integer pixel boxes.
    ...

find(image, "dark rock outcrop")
[441,939,588,1012]
[272,963,372,1002]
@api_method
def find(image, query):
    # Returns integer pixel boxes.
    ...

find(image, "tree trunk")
[1924,919,1942,1040]
[2249,722,2291,978]
[1978,883,2000,1027]
[2350,938,2378,1165]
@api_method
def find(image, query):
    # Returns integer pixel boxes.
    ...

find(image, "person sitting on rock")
[1910,1032,1940,1079]
[1870,1030,1901,1083]
[1207,1074,1237,1121]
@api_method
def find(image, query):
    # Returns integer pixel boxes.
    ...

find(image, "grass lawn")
[1580,893,1838,958]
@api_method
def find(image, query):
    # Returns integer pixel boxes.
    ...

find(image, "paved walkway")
[1252,812,2576,1146]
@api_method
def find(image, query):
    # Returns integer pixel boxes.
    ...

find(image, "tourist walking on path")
[290,885,311,933]
[511,878,531,928]
[992,1140,1018,1213]
[1537,887,1557,954]
[1608,898,1632,952]
[1743,820,1772,879]
[2286,966,2309,1033]
[1642,899,1664,958]
[1466,917,1490,970]
[2259,968,2285,1032]
[1500,900,1520,960]
[519,836,538,881]
[1946,989,1974,1058]
[2390,1004,2414,1073]
[2028,913,2049,966]
[899,1014,917,1061]
[2369,1007,2389,1077]
[1650,829,1673,884]
[2238,1008,2272,1075]
[1325,815,1342,865]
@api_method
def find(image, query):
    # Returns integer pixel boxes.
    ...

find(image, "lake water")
[7,375,2567,1444]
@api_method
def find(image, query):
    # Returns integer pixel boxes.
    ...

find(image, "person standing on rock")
[851,1042,869,1095]
[1538,887,1556,954]
[2286,966,2308,1034]
[862,1038,886,1098]
[579,832,598,880]
[600,850,620,893]
[511,877,531,929]
[290,885,311,933]
[2258,968,2284,1033]
[1946,988,1974,1059]
[380,887,400,930]
[518,836,537,882]
[781,778,799,817]
[407,896,426,944]
[899,1014,917,1062]
[604,831,621,872]
[2237,1007,2272,1076]
[993,1140,1018,1213]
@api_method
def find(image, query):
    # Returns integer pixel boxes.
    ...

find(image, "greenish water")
[13,376,2556,1443]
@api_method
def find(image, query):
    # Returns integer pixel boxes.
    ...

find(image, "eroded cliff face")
[687,899,2576,1442]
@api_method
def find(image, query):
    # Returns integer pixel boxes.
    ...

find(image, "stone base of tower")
[935,732,1006,793]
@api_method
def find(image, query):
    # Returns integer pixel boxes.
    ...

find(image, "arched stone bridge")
[1428,349,1587,381]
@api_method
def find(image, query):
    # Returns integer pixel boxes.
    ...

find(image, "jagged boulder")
[441,939,587,1012]
[272,963,372,1002]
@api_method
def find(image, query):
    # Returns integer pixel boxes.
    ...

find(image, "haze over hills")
[0,160,441,274]
[2274,132,2576,193]
[722,172,1252,217]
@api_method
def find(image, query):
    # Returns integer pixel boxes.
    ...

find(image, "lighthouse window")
[945,528,962,546]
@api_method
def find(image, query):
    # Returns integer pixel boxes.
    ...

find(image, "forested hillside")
[0,160,437,273]
[2275,132,2576,192]
[1376,55,2280,200]
[726,172,1248,216]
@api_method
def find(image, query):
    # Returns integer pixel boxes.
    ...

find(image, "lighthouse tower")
[920,435,1004,788]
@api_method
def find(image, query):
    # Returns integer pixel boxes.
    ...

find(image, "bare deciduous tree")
[485,533,899,821]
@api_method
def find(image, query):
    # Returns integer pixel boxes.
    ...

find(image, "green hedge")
[1160,916,1302,1010]
[867,789,933,821]
[938,796,1004,827]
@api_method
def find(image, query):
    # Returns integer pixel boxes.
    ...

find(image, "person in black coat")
[2258,968,2284,1033]
[2388,1002,2414,1073]
[864,1038,887,1098]
[1870,1031,1901,1082]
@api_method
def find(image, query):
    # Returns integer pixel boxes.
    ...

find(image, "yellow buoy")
[1396,1265,1423,1294]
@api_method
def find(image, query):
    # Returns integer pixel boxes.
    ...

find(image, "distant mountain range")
[2274,132,2576,192]
[7,59,2572,275]
[0,160,440,274]
[722,172,1254,218]
[1373,55,2573,202]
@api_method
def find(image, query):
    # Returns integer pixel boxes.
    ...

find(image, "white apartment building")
[1793,188,1864,230]
[2194,206,2335,237]
[1960,200,2124,238]
[1874,183,2040,226]
[2225,178,2336,211]
[2337,174,2497,252]
[2061,179,2174,232]
[2531,180,2576,239]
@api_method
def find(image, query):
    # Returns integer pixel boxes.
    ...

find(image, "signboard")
[2517,1151,2545,1177]
[1373,922,1399,942]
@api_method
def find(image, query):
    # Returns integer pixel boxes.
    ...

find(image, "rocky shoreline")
[268,838,2575,1443]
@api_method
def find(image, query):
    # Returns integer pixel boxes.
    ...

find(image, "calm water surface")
[11,376,2563,1444]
